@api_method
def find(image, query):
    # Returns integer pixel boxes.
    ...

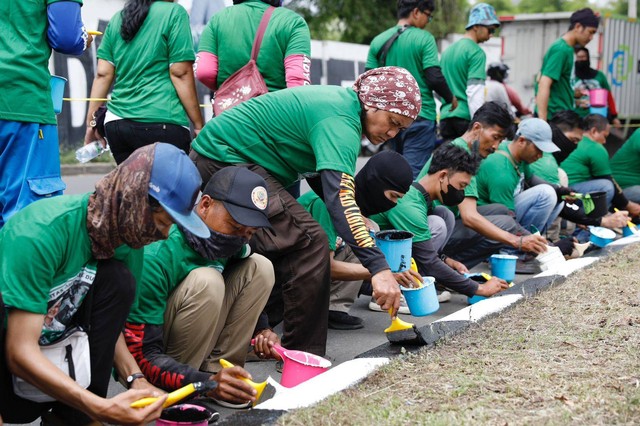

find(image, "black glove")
[554,185,574,203]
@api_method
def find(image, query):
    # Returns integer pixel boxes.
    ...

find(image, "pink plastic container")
[589,89,608,107]
[272,344,331,388]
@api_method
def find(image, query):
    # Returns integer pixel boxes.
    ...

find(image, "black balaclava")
[574,48,598,80]
[355,151,413,217]
[550,123,578,164]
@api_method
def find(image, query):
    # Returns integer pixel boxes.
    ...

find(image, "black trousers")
[190,151,331,356]
[0,259,136,424]
[439,117,470,143]
[105,119,192,164]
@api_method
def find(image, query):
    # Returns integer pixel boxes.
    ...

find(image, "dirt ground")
[280,244,640,425]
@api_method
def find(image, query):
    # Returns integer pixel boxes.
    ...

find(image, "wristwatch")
[126,372,145,389]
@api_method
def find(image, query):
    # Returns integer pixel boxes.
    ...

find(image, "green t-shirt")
[571,70,612,118]
[366,26,440,121]
[297,192,339,251]
[0,194,142,344]
[98,2,195,126]
[0,0,83,124]
[370,186,432,243]
[440,38,486,121]
[476,142,526,211]
[611,129,640,189]
[199,0,310,92]
[417,138,477,217]
[561,136,612,185]
[128,225,250,325]
[535,38,574,118]
[525,152,560,185]
[191,85,361,187]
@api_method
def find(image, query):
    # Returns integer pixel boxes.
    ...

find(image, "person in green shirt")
[373,143,509,298]
[611,129,640,204]
[572,47,621,127]
[439,3,500,141]
[0,0,93,228]
[560,114,640,217]
[0,143,209,425]
[476,118,562,232]
[298,151,417,330]
[84,0,204,164]
[421,103,549,268]
[125,167,275,410]
[366,0,457,177]
[535,8,599,121]
[190,66,421,356]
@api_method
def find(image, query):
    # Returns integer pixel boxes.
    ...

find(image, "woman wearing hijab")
[572,47,621,127]
[84,0,204,164]
[190,66,421,357]
[0,143,209,425]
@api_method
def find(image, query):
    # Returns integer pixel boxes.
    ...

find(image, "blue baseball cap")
[148,143,210,238]
[516,118,560,153]
[466,3,500,30]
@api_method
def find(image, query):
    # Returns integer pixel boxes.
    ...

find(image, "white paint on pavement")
[607,235,640,246]
[534,256,600,277]
[433,294,523,323]
[255,357,389,411]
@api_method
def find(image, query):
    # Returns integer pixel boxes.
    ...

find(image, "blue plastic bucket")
[490,254,517,282]
[401,276,439,316]
[623,226,636,237]
[49,75,67,114]
[468,294,486,304]
[589,106,608,118]
[375,230,413,272]
[589,226,615,247]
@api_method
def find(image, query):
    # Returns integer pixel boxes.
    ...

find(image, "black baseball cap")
[204,167,271,228]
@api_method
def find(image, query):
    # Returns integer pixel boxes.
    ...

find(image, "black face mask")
[180,225,248,260]
[574,59,597,80]
[440,178,466,206]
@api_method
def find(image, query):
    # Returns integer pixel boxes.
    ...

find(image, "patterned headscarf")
[86,144,165,259]
[353,66,421,120]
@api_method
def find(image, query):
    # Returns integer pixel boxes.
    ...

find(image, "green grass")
[281,245,640,425]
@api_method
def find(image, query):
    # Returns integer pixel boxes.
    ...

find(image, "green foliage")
[288,0,633,44]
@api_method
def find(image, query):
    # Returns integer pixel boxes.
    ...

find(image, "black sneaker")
[328,310,364,330]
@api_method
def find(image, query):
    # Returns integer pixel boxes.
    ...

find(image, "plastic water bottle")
[76,141,108,163]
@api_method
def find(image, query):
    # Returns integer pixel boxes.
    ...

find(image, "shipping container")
[499,12,640,120]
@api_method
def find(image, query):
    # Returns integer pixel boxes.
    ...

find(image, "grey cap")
[516,118,560,153]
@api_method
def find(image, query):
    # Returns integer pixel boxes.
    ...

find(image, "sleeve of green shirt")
[197,16,217,54]
[366,44,381,69]
[421,35,440,70]
[384,194,431,243]
[168,7,196,63]
[96,18,115,63]
[283,15,311,57]
[541,44,566,82]
[467,47,486,81]
[590,145,613,177]
[310,117,360,176]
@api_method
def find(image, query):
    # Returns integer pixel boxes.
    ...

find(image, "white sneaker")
[437,290,452,303]
[368,295,411,314]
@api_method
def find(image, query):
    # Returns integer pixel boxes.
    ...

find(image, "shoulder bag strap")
[494,149,520,173]
[377,25,409,66]
[411,182,434,215]
[250,6,276,61]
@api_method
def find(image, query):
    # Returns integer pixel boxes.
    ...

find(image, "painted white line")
[608,235,640,247]
[534,256,599,278]
[433,294,523,323]
[255,357,389,411]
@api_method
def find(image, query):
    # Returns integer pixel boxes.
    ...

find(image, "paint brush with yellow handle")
[130,380,217,408]
[384,308,427,345]
[87,30,103,36]
[480,272,515,287]
[219,359,276,406]
[614,208,640,235]
[409,257,423,288]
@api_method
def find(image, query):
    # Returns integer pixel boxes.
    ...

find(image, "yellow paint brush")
[130,380,216,408]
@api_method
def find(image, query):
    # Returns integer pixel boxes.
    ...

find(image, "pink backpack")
[212,7,275,116]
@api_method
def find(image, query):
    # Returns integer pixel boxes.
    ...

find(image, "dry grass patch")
[281,245,640,425]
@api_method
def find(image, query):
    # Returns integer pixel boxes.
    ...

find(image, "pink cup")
[589,89,608,107]
[272,344,331,388]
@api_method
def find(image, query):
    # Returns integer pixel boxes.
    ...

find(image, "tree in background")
[288,0,467,44]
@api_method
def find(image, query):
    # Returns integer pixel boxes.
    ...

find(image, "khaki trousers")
[329,246,363,313]
[162,254,274,372]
